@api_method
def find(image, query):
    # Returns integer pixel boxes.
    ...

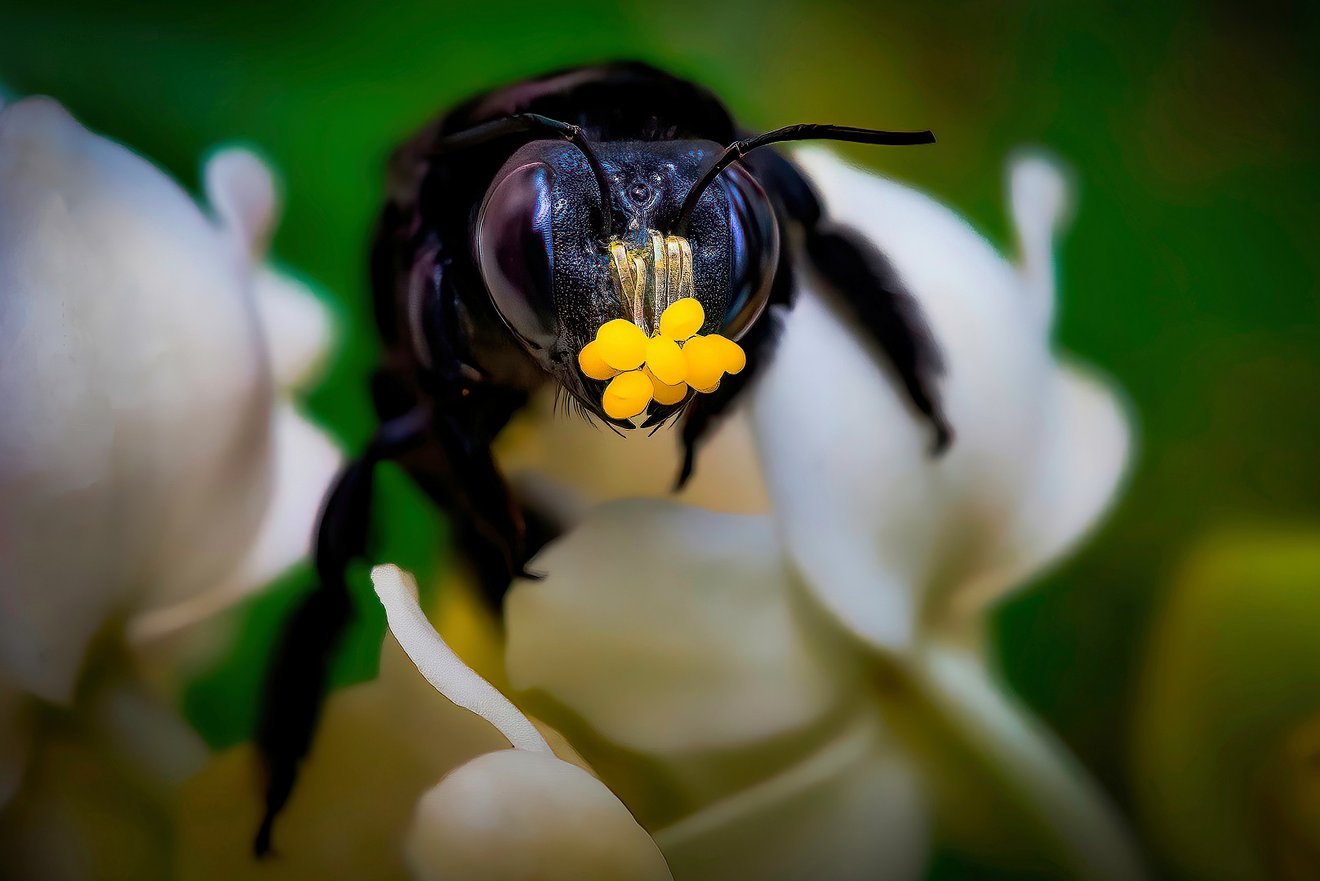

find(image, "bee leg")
[753,149,953,454]
[394,400,538,609]
[391,239,548,602]
[804,227,952,453]
[254,407,429,857]
[403,458,563,611]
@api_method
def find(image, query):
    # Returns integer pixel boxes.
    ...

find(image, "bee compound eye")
[720,165,779,340]
[476,161,558,351]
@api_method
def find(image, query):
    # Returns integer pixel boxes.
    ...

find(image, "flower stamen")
[372,564,551,754]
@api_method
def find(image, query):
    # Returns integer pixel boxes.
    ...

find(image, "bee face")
[474,138,778,423]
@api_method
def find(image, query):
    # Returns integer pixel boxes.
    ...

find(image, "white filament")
[371,564,551,754]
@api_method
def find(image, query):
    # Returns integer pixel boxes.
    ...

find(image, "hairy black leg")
[254,408,428,857]
[757,149,951,452]
[805,226,951,452]
[377,192,542,607]
[395,395,536,608]
[401,450,562,611]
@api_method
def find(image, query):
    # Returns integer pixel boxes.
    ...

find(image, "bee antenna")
[676,124,935,233]
[431,113,615,238]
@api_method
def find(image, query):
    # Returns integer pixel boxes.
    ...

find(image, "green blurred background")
[3,1,1317,878]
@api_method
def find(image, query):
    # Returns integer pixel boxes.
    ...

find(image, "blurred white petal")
[750,149,1130,650]
[655,712,928,881]
[252,266,335,390]
[0,97,272,700]
[374,564,550,753]
[949,362,1132,618]
[408,749,672,881]
[204,146,277,259]
[903,646,1146,881]
[217,403,339,603]
[749,282,941,652]
[205,147,335,390]
[127,404,341,643]
[1009,151,1072,329]
[505,499,852,761]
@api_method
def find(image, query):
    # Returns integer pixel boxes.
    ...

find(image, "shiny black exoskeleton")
[255,61,952,855]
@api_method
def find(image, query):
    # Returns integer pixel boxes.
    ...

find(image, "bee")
[255,60,950,854]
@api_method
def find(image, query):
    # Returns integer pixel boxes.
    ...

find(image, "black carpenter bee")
[255,61,951,855]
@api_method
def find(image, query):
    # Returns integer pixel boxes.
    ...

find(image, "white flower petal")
[253,266,336,391]
[654,712,928,881]
[751,150,1129,650]
[949,362,1132,618]
[213,403,340,602]
[127,404,342,644]
[408,749,672,881]
[0,97,272,700]
[373,564,550,753]
[901,646,1146,881]
[505,498,853,762]
[204,146,278,259]
[1009,151,1072,329]
[749,283,949,652]
[205,147,335,391]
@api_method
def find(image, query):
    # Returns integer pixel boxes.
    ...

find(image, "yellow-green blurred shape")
[1132,529,1320,881]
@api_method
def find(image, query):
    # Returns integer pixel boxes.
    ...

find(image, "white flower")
[372,564,673,881]
[0,97,340,802]
[492,150,1141,879]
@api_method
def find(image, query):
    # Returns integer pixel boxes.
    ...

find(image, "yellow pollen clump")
[659,297,704,341]
[645,368,688,405]
[596,319,648,371]
[644,336,686,386]
[577,340,618,381]
[602,370,654,420]
[706,333,746,375]
[577,296,744,422]
[682,335,726,393]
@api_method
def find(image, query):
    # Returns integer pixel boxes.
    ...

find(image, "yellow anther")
[682,334,725,393]
[602,370,654,420]
[595,319,648,371]
[660,297,704,341]
[577,340,619,381]
[645,368,688,405]
[706,333,746,375]
[644,336,686,386]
